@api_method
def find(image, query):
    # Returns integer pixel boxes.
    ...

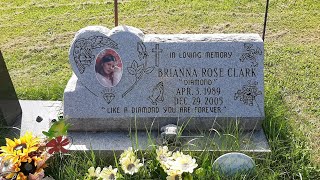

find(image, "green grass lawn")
[0,0,319,179]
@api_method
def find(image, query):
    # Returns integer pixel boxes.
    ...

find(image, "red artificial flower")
[46,136,70,154]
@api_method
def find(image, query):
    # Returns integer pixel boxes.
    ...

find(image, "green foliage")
[42,119,70,140]
[44,111,319,179]
[261,86,320,179]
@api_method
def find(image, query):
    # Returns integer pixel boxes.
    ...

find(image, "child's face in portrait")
[103,61,115,75]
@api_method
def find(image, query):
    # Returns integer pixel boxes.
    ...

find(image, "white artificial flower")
[119,147,135,164]
[87,166,101,177]
[120,156,143,175]
[0,157,3,173]
[166,174,182,180]
[0,158,14,175]
[171,154,198,173]
[159,158,174,172]
[166,169,182,180]
[156,146,172,162]
[171,151,183,159]
[159,151,183,172]
[99,165,118,180]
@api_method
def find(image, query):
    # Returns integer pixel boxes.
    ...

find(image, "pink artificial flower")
[28,170,45,180]
[46,136,70,154]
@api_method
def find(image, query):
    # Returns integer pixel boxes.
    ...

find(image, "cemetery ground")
[0,0,319,179]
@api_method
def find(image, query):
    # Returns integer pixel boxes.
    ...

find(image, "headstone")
[0,50,22,126]
[64,25,264,131]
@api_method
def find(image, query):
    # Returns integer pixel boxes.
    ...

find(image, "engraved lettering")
[132,107,159,113]
[194,107,222,113]
[106,107,120,113]
[227,68,257,77]
[201,68,224,77]
[179,106,191,113]
[178,52,202,58]
[158,68,198,78]
[205,52,233,58]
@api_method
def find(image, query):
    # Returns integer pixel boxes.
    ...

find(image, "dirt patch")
[266,30,289,39]
[0,1,131,11]
[297,30,320,44]
[0,36,30,50]
[208,12,263,18]
[0,31,73,52]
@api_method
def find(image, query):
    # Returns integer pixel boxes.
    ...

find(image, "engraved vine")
[122,42,155,97]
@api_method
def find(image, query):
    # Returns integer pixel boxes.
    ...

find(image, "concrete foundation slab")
[20,100,270,154]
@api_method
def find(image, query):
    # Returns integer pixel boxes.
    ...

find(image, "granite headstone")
[64,25,264,131]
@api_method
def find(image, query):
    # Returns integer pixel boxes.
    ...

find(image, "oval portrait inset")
[95,49,123,88]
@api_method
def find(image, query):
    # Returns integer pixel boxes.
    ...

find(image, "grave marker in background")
[0,51,21,126]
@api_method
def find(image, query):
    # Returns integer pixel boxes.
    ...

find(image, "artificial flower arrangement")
[0,119,70,180]
[85,146,198,180]
[1,120,199,180]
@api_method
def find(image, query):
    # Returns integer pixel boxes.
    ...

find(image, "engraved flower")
[99,165,118,180]
[239,43,262,67]
[234,81,262,106]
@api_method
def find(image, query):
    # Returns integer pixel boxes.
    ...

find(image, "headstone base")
[20,100,270,155]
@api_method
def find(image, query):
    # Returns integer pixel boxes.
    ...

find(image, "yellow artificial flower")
[0,132,40,164]
[16,172,28,180]
[6,170,28,180]
[5,171,27,180]
[120,156,143,175]
[5,157,45,180]
[99,165,118,180]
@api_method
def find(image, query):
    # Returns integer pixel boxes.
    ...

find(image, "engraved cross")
[152,44,163,67]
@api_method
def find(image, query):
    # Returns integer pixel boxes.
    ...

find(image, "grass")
[0,0,319,179]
